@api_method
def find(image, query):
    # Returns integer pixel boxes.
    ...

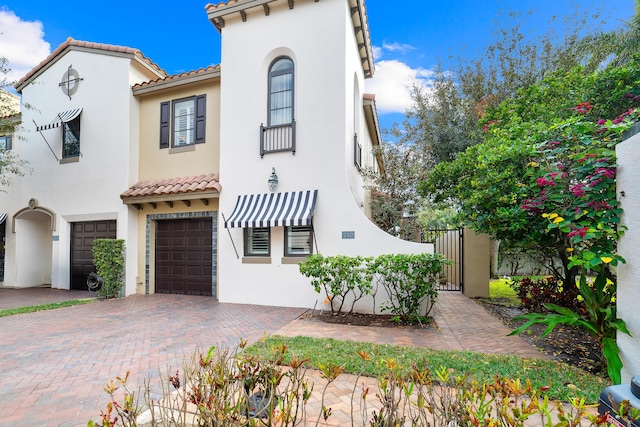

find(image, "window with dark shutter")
[160,101,170,149]
[195,94,206,144]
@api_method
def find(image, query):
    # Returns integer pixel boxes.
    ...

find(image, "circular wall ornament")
[59,65,83,99]
[28,198,38,209]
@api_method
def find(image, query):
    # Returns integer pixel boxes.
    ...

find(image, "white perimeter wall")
[616,133,640,382]
[218,0,433,310]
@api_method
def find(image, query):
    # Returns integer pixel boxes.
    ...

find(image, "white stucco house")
[0,0,433,310]
[0,40,165,292]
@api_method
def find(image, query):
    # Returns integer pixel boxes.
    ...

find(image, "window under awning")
[36,108,83,132]
[225,190,318,228]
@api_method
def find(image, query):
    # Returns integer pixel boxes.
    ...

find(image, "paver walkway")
[0,288,546,426]
[275,291,544,358]
[0,287,93,310]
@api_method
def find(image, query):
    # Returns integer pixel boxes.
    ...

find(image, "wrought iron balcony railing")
[260,120,296,157]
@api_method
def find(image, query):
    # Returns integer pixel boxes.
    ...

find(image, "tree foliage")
[0,56,26,191]
[365,4,637,236]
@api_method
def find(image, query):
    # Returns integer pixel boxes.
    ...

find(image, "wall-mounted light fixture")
[268,167,279,192]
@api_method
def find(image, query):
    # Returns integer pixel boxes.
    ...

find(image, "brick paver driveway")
[0,294,306,427]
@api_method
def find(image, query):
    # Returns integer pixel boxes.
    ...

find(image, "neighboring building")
[1,39,165,291]
[1,0,433,311]
[1,89,22,281]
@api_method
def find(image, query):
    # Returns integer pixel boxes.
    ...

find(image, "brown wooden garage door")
[155,218,212,296]
[70,220,117,290]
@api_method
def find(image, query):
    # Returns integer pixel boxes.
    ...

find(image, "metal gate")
[422,228,463,291]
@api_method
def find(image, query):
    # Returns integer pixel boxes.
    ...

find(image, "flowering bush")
[512,107,637,384]
[515,276,583,314]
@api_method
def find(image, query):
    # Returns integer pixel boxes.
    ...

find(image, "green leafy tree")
[361,139,426,240]
[422,58,640,383]
[366,4,629,235]
[0,56,27,190]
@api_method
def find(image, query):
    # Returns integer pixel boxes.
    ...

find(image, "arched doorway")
[13,207,55,287]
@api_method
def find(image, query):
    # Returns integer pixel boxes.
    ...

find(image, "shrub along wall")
[299,253,449,322]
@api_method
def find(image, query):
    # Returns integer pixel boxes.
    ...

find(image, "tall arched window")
[268,57,294,126]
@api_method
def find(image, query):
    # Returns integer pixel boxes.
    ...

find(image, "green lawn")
[245,277,607,404]
[487,277,521,306]
[0,299,94,318]
[247,335,607,403]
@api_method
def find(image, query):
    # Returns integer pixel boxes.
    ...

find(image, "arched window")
[268,57,294,126]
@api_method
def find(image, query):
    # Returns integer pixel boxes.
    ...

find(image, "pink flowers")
[595,167,616,179]
[535,177,556,187]
[482,120,501,133]
[572,101,593,114]
[568,227,589,239]
[586,200,612,211]
[570,183,586,197]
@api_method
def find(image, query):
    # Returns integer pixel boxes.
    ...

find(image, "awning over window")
[36,108,82,131]
[225,190,318,228]
[0,213,6,225]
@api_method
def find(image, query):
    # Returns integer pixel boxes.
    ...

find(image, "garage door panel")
[70,220,117,290]
[155,218,213,296]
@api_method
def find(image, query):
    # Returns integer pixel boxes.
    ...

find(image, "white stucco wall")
[616,134,640,382]
[1,48,148,293]
[217,0,433,310]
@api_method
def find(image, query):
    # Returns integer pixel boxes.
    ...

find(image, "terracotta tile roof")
[132,64,221,91]
[15,37,166,90]
[121,174,222,199]
[205,0,240,11]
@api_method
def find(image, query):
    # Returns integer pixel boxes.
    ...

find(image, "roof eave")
[121,190,220,210]
[363,94,384,175]
[133,67,221,96]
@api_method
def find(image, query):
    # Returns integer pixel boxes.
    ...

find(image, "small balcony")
[260,120,296,157]
[354,133,362,170]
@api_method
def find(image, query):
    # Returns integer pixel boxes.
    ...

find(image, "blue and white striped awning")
[225,190,318,228]
[36,108,82,131]
[0,213,6,225]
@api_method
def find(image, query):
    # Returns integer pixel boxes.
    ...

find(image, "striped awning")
[225,190,318,228]
[0,213,6,225]
[36,108,82,131]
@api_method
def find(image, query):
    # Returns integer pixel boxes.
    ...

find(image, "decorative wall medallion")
[28,198,38,209]
[59,65,83,100]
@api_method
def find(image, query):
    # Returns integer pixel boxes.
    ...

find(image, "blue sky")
[0,0,635,131]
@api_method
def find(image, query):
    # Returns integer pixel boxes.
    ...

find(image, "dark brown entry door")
[70,220,117,290]
[155,218,212,296]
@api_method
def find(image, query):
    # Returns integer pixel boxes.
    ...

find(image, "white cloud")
[0,8,51,88]
[364,59,435,115]
[372,45,383,60]
[382,42,415,54]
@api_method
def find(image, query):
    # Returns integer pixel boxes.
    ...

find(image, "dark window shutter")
[159,101,170,149]
[195,95,206,144]
[4,135,11,150]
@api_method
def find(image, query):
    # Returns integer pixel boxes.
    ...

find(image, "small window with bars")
[285,225,312,257]
[244,227,270,256]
